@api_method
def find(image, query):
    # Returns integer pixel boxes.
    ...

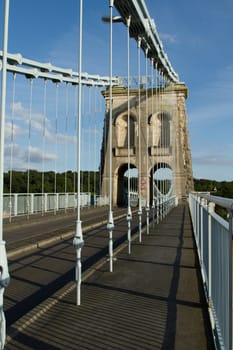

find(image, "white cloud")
[11,101,25,114]
[26,146,58,163]
[4,143,21,158]
[7,101,77,145]
[159,32,176,44]
[4,122,23,142]
[56,133,76,144]
[193,155,233,166]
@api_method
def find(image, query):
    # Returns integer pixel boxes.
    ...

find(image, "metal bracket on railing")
[145,206,150,235]
[0,240,10,350]
[73,221,84,306]
[126,206,132,254]
[151,200,155,228]
[107,211,114,272]
[138,206,142,243]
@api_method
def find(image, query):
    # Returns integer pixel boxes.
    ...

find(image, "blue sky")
[1,0,233,181]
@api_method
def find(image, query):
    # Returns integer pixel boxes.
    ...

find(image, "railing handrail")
[191,191,233,211]
[3,192,89,196]
[189,192,232,350]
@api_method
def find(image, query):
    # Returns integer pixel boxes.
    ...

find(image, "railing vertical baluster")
[200,198,206,275]
[189,193,233,350]
[227,209,232,350]
[208,201,215,329]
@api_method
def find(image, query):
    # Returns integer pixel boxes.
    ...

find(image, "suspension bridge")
[0,1,232,349]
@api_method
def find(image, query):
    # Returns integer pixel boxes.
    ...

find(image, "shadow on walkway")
[5,205,215,350]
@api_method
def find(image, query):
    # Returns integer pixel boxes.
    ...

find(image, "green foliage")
[194,178,233,220]
[194,178,233,199]
[4,170,100,194]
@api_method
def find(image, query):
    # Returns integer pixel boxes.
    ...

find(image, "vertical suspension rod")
[145,47,150,235]
[27,78,33,220]
[126,16,132,254]
[41,79,47,216]
[9,73,16,223]
[0,2,10,349]
[158,70,162,223]
[137,36,142,243]
[107,0,114,272]
[73,0,84,306]
[151,58,155,227]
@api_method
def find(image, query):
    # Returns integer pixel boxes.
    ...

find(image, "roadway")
[4,207,127,255]
[4,204,215,349]
[4,206,141,327]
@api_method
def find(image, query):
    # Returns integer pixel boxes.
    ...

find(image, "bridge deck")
[5,205,214,349]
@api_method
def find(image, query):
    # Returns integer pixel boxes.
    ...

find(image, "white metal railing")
[189,192,233,350]
[3,192,109,219]
[157,194,178,218]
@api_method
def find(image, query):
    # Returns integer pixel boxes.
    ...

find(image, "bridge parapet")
[189,192,233,350]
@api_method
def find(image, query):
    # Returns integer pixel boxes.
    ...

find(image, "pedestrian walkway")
[5,205,214,350]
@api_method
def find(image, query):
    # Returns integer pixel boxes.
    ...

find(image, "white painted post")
[73,0,84,305]
[145,47,150,235]
[107,0,115,272]
[0,1,10,348]
[14,194,17,217]
[207,201,215,328]
[44,193,48,213]
[200,198,205,269]
[30,193,34,214]
[137,36,142,243]
[227,209,232,350]
[126,15,132,255]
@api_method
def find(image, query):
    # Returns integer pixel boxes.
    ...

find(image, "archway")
[117,164,138,206]
[150,164,173,204]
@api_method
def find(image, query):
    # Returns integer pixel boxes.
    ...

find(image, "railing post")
[227,209,232,350]
[56,193,59,212]
[200,198,206,271]
[30,193,34,214]
[14,194,18,217]
[207,201,215,328]
[196,196,199,248]
[44,193,48,213]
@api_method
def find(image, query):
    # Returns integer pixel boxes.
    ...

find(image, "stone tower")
[100,82,193,206]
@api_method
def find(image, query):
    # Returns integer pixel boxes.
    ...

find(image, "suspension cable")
[9,72,16,223]
[26,78,33,220]
[73,0,84,306]
[151,58,155,227]
[155,68,158,223]
[126,15,132,254]
[54,82,59,215]
[158,70,162,223]
[137,36,142,243]
[161,72,165,218]
[107,0,114,273]
[73,84,77,211]
[64,83,69,212]
[0,1,11,349]
[41,79,47,216]
[145,46,150,235]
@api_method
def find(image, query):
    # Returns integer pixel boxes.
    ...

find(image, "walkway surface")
[5,204,215,350]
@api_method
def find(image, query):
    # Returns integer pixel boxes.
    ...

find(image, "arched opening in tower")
[117,164,138,207]
[150,164,173,204]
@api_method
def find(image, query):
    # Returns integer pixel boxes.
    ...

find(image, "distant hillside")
[4,170,100,194]
[194,178,233,220]
[4,171,233,200]
[194,178,233,199]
